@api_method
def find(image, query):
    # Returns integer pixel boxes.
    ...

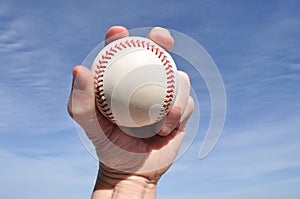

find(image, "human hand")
[67,26,194,199]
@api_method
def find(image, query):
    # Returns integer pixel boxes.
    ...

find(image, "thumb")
[67,66,97,123]
[68,66,114,148]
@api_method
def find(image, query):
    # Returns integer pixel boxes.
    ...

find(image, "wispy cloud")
[0,149,97,199]
[158,113,300,198]
[1,1,300,199]
[0,5,73,136]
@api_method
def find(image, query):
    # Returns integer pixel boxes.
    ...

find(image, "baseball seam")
[94,38,176,125]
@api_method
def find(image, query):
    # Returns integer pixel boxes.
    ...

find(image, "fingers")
[105,26,129,45]
[147,27,174,51]
[105,26,174,51]
[179,96,195,129]
[174,71,191,115]
[158,71,192,136]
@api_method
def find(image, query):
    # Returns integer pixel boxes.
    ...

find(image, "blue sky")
[0,0,300,198]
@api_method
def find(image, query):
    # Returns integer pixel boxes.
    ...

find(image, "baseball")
[91,36,178,127]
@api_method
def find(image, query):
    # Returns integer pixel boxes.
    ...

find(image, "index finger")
[105,26,129,45]
[147,27,174,51]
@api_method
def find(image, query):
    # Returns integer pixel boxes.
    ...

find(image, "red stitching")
[97,69,105,73]
[163,103,171,108]
[154,47,159,55]
[94,38,176,124]
[120,42,126,48]
[110,47,117,53]
[164,98,173,103]
[166,70,174,75]
[99,103,108,109]
[166,94,174,98]
[161,55,167,62]
[97,88,104,92]
[150,45,155,52]
[165,64,173,70]
[166,89,174,93]
[97,65,106,69]
[158,51,164,58]
[98,92,105,97]
[101,108,111,113]
[163,60,170,66]
[97,98,107,104]
[125,40,131,47]
[167,79,175,84]
[136,40,141,47]
[115,44,122,50]
[167,84,175,89]
[106,50,114,57]
[97,86,104,91]
[167,74,175,79]
[130,40,136,47]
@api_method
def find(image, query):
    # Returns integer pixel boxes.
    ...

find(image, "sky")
[0,0,300,198]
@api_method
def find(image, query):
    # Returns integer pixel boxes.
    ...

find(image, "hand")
[67,26,194,199]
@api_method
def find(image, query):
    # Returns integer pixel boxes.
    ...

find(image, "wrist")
[93,164,157,199]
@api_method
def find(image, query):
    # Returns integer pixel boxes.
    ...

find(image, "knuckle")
[188,96,195,110]
[168,105,182,121]
[67,99,74,118]
[178,71,191,86]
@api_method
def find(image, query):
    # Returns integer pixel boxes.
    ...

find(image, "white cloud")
[1,1,300,199]
[0,149,97,199]
[158,113,300,198]
[0,7,74,135]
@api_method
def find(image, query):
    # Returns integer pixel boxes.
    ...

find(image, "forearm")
[92,165,157,199]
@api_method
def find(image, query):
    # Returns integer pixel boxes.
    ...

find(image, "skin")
[67,26,194,199]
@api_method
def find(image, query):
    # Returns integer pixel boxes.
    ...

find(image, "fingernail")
[72,66,87,91]
[160,125,172,135]
[152,27,170,37]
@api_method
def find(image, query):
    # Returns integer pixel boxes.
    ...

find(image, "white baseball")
[91,36,178,127]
